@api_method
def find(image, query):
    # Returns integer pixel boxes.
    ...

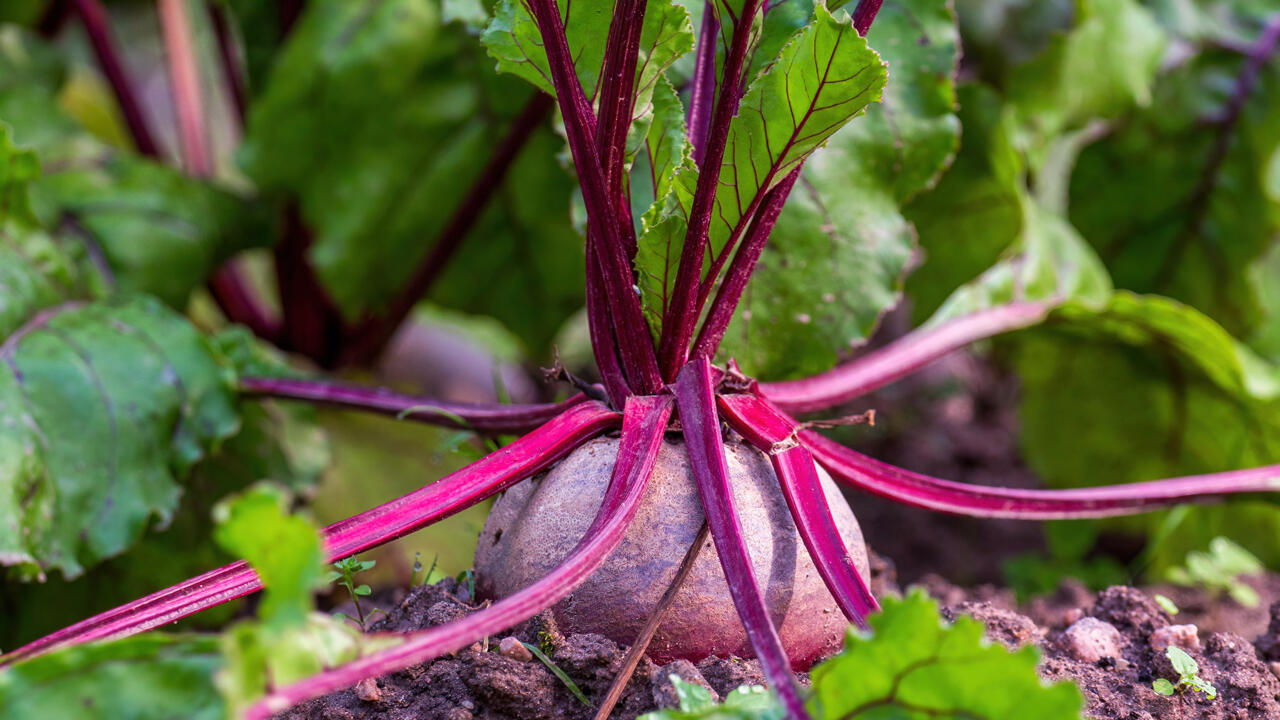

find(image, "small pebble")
[1270,661,1280,681]
[499,636,533,662]
[355,677,382,703]
[1062,617,1124,663]
[1063,608,1084,625]
[1149,624,1200,652]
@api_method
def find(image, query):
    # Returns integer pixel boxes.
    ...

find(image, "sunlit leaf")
[719,0,956,378]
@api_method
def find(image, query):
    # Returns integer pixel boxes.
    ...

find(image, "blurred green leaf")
[212,484,324,630]
[905,83,1027,321]
[1014,293,1280,573]
[0,634,224,720]
[1007,0,1166,141]
[240,0,586,352]
[0,26,272,308]
[1070,48,1280,339]
[211,484,399,715]
[1,297,241,580]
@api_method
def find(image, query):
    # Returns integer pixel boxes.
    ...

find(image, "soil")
[280,566,1280,720]
[279,576,777,720]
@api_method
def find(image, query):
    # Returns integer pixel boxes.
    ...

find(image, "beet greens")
[2,0,1280,718]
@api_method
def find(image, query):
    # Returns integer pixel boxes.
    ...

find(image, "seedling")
[1167,537,1264,607]
[327,557,385,630]
[1152,647,1217,700]
[411,552,441,588]
[521,641,591,707]
[1154,594,1179,616]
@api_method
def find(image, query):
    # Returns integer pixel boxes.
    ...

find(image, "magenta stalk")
[659,0,765,379]
[686,4,718,164]
[524,0,663,394]
[761,303,1050,413]
[245,396,673,718]
[804,430,1280,519]
[237,376,592,434]
[1,402,619,666]
[718,393,876,627]
[673,358,812,719]
[71,0,161,158]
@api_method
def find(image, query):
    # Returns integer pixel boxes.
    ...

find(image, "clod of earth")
[476,436,869,668]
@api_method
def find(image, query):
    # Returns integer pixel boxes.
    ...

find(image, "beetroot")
[475,435,870,669]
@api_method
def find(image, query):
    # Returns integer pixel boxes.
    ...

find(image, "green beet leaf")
[1007,0,1166,141]
[718,0,959,379]
[0,297,241,580]
[0,634,224,720]
[637,4,887,344]
[809,591,1083,718]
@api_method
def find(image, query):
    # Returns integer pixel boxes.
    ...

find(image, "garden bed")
[281,565,1280,719]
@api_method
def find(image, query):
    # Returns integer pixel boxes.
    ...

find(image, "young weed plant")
[326,557,386,631]
[1152,646,1218,701]
[0,0,1279,719]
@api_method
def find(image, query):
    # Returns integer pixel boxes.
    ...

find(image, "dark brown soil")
[919,573,1280,720]
[278,576,777,720]
[280,567,1280,720]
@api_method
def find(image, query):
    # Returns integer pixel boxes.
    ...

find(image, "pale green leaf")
[810,592,1083,718]
[212,483,326,631]
[1008,0,1167,141]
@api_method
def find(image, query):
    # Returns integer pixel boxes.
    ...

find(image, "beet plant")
[1,0,1280,718]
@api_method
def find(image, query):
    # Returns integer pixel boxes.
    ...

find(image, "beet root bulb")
[474,435,870,669]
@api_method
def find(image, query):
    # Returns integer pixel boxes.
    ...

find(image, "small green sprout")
[1153,594,1179,615]
[1152,646,1216,700]
[456,568,477,602]
[521,641,590,706]
[1167,537,1263,607]
[327,556,385,630]
[410,552,440,588]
